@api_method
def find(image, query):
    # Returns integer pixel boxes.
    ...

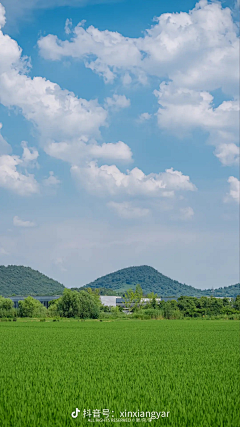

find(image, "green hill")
[206,283,240,298]
[1,264,239,298]
[82,265,198,297]
[0,265,65,297]
[82,265,240,298]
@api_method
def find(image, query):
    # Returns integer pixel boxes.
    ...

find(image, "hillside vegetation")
[0,265,65,297]
[0,264,239,298]
[82,265,240,297]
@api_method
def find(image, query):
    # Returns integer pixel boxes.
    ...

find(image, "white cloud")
[108,201,150,218]
[0,154,39,196]
[21,141,39,167]
[38,1,239,96]
[45,139,133,163]
[0,122,11,155]
[104,94,130,110]
[214,143,239,166]
[0,3,5,28]
[71,162,196,197]
[154,82,239,163]
[0,5,136,179]
[43,171,61,186]
[138,112,152,122]
[122,73,132,85]
[0,124,39,195]
[225,176,240,204]
[0,2,196,207]
[13,215,35,227]
[65,18,73,35]
[36,0,239,167]
[154,82,239,134]
[0,6,108,145]
[0,72,107,142]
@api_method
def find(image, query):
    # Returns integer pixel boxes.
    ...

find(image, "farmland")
[0,320,239,427]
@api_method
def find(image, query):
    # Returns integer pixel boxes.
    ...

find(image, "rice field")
[0,319,239,427]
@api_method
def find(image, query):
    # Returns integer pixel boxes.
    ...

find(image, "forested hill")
[82,265,203,297]
[1,264,239,298]
[82,265,240,298]
[0,265,65,297]
[205,283,240,298]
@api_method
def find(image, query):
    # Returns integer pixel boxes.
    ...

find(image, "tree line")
[0,286,240,320]
[0,289,100,319]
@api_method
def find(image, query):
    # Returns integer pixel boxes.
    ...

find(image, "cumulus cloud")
[36,0,239,168]
[214,143,239,166]
[43,171,61,186]
[138,112,152,123]
[154,81,239,163]
[0,3,5,28]
[0,154,39,195]
[21,141,39,167]
[38,1,239,95]
[104,94,130,110]
[108,201,150,218]
[0,2,197,208]
[0,4,135,181]
[71,162,196,197]
[64,18,73,35]
[0,5,107,145]
[45,139,133,163]
[0,73,107,142]
[13,216,35,227]
[0,123,11,155]
[225,176,240,204]
[154,82,239,134]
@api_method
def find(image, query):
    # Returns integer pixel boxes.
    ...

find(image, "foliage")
[81,265,240,297]
[0,296,16,318]
[18,296,47,318]
[175,296,239,317]
[0,320,239,427]
[132,309,164,320]
[1,265,239,300]
[1,293,240,320]
[122,284,143,311]
[0,265,65,297]
[56,289,100,319]
[234,295,240,311]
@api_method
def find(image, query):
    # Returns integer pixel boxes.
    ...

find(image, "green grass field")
[0,319,239,427]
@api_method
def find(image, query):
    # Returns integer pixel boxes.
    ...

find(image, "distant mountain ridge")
[82,265,240,298]
[0,264,239,298]
[0,265,65,297]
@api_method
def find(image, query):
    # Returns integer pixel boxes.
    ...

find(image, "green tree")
[177,296,198,317]
[56,289,100,319]
[163,300,181,319]
[18,297,47,318]
[123,284,143,311]
[146,292,158,309]
[123,289,135,311]
[234,295,240,311]
[0,296,15,318]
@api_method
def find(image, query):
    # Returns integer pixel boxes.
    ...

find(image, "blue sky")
[0,0,238,289]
